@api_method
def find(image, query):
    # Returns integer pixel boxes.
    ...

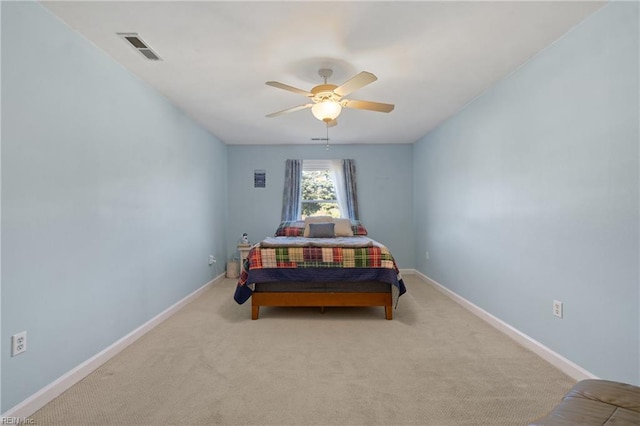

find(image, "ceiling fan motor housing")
[310,84,341,103]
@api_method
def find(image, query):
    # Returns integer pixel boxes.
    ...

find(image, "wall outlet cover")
[553,300,563,318]
[12,331,27,356]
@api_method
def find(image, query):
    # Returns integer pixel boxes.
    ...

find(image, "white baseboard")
[411,269,598,382]
[3,273,225,419]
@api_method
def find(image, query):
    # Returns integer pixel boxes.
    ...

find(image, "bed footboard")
[251,292,393,320]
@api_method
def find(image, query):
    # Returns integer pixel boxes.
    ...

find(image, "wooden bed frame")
[251,291,393,320]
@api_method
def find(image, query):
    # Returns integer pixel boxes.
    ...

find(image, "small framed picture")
[254,170,266,188]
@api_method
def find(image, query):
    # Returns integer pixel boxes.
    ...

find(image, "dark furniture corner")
[530,379,640,425]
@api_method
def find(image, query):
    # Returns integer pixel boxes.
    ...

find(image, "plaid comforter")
[234,237,406,304]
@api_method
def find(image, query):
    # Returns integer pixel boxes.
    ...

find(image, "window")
[301,160,340,218]
[281,159,359,222]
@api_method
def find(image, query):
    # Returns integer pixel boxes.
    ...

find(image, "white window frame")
[301,160,341,218]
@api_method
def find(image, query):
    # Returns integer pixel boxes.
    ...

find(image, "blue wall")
[227,144,414,269]
[413,1,639,384]
[1,2,228,411]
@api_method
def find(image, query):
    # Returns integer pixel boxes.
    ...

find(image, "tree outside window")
[301,170,340,218]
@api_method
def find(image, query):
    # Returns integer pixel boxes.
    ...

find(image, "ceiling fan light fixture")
[311,101,342,123]
[266,69,393,125]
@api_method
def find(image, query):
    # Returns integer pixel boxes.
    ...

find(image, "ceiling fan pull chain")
[326,124,330,150]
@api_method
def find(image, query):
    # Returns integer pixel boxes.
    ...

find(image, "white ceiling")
[41,1,605,145]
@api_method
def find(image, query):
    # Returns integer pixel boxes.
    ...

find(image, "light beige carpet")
[31,275,574,425]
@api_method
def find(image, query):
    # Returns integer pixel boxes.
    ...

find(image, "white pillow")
[303,216,333,237]
[332,218,354,237]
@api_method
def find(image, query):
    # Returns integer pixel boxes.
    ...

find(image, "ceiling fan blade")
[342,99,394,113]
[266,104,313,118]
[327,119,338,128]
[266,81,313,97]
[333,71,377,97]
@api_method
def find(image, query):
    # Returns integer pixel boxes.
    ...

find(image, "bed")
[233,218,406,320]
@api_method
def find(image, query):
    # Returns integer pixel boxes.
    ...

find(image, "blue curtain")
[281,159,302,221]
[343,159,360,220]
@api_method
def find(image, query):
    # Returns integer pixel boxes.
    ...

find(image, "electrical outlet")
[12,331,27,357]
[425,251,429,260]
[553,300,563,318]
[208,255,216,265]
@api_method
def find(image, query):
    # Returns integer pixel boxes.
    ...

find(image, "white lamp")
[311,101,342,123]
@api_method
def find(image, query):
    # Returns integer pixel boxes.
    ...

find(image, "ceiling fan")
[265,69,394,127]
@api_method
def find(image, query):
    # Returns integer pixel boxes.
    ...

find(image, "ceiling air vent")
[117,33,162,61]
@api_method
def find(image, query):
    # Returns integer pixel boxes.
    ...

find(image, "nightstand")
[237,244,252,274]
